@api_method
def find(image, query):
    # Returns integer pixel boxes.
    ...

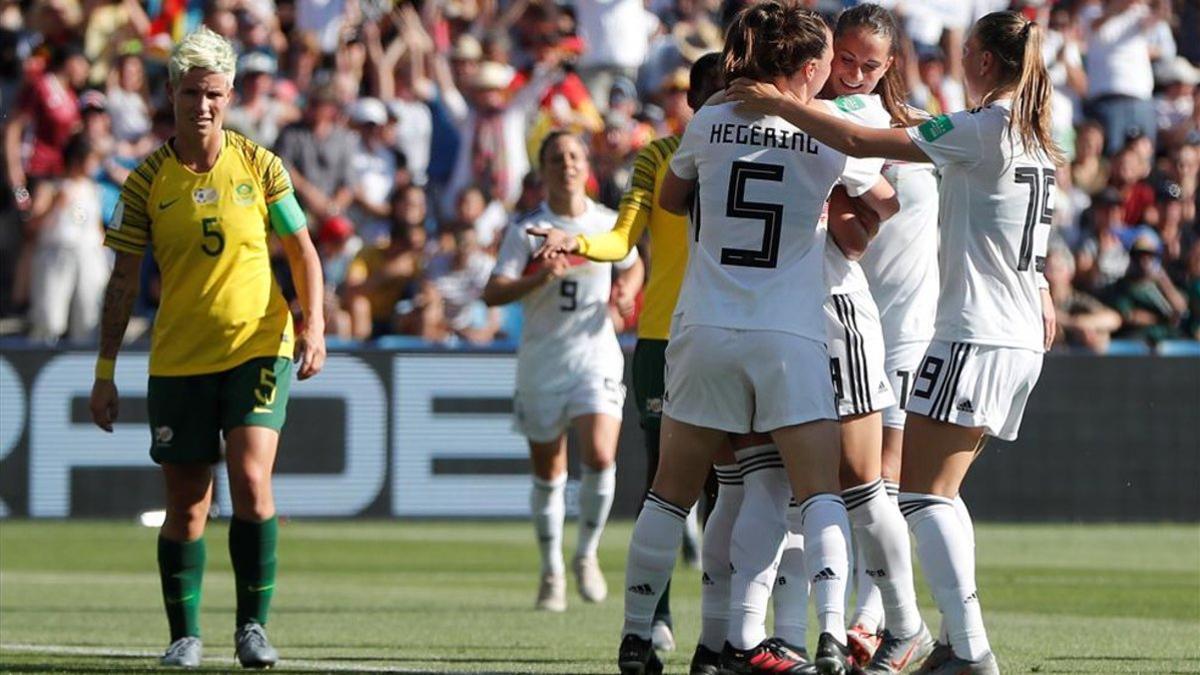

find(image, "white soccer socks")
[844,479,922,638]
[901,492,991,662]
[773,529,810,646]
[623,491,688,638]
[728,445,791,649]
[794,492,851,644]
[699,464,744,652]
[576,464,616,561]
[531,473,567,576]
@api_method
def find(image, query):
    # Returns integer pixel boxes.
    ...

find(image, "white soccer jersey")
[823,94,892,296]
[492,200,638,393]
[860,157,940,347]
[669,100,884,342]
[906,100,1054,352]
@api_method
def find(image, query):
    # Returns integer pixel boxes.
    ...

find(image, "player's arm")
[271,190,327,379]
[725,79,931,163]
[90,250,143,432]
[4,109,30,211]
[482,260,568,306]
[659,168,694,216]
[828,176,899,260]
[612,252,645,318]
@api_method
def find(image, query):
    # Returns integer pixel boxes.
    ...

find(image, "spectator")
[1184,240,1200,339]
[26,133,108,343]
[342,185,425,339]
[1107,143,1157,226]
[315,215,359,340]
[77,90,132,227]
[592,110,637,210]
[1076,187,1133,293]
[1046,245,1122,353]
[104,52,152,146]
[452,184,508,251]
[225,52,298,148]
[1154,56,1197,137]
[422,226,499,344]
[347,96,406,244]
[1104,231,1188,341]
[908,46,965,116]
[274,84,355,222]
[1154,181,1189,281]
[1081,0,1163,154]
[574,0,658,107]
[1072,119,1110,196]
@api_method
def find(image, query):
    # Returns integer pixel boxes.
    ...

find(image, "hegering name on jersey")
[707,122,821,154]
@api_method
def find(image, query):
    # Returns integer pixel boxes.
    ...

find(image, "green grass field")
[1,520,1197,674]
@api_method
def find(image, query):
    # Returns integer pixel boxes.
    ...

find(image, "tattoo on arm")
[99,255,141,359]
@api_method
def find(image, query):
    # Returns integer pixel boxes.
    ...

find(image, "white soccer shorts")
[880,339,931,430]
[513,376,626,443]
[904,340,1044,441]
[663,324,838,433]
[824,288,896,418]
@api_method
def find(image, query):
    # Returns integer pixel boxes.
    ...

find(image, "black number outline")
[1014,167,1054,272]
[721,161,785,268]
[200,217,225,257]
[559,280,578,311]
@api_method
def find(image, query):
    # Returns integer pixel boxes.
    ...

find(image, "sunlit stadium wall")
[0,348,1196,521]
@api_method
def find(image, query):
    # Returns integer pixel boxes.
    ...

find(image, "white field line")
[0,643,446,673]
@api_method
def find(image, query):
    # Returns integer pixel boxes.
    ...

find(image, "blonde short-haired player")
[89,27,326,669]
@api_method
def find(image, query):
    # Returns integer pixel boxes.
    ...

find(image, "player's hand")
[295,327,327,380]
[1041,288,1056,352]
[542,255,571,281]
[528,226,578,260]
[725,78,789,114]
[90,379,119,432]
[612,278,637,318]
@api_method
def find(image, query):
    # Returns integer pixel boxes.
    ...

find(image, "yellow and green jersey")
[575,135,686,341]
[106,131,296,376]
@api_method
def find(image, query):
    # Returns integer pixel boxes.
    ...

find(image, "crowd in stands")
[1,0,1197,352]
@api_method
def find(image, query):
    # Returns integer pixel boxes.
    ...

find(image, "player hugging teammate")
[610,2,1060,674]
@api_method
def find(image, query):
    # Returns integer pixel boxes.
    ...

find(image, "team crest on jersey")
[835,95,865,112]
[918,115,954,142]
[234,181,256,206]
[193,187,219,205]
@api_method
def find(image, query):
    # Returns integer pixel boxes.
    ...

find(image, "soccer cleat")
[572,555,608,603]
[535,571,567,611]
[720,638,811,674]
[911,642,952,673]
[846,624,882,667]
[912,649,999,675]
[799,632,851,675]
[688,643,721,675]
[619,633,664,675]
[860,626,935,674]
[234,622,278,669]
[160,636,202,668]
[651,619,676,652]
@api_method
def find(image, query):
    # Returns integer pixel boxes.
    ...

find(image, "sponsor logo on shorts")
[877,381,889,394]
[646,397,663,414]
[154,426,174,447]
[956,399,975,413]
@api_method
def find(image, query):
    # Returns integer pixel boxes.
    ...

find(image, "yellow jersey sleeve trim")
[105,144,168,255]
[576,137,677,262]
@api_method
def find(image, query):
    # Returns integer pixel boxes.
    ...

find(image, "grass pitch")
[1,520,1197,673]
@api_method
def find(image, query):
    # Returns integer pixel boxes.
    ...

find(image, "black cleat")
[798,632,851,675]
[619,633,664,675]
[689,642,721,675]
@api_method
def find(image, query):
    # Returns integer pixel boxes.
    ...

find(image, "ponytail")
[834,3,917,127]
[974,11,1065,165]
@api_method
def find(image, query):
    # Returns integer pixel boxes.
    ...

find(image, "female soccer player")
[482,131,643,614]
[617,3,891,673]
[89,27,326,669]
[729,10,1061,674]
[817,5,940,672]
[528,55,745,673]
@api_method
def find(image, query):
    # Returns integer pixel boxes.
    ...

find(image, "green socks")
[228,515,278,627]
[158,536,206,640]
